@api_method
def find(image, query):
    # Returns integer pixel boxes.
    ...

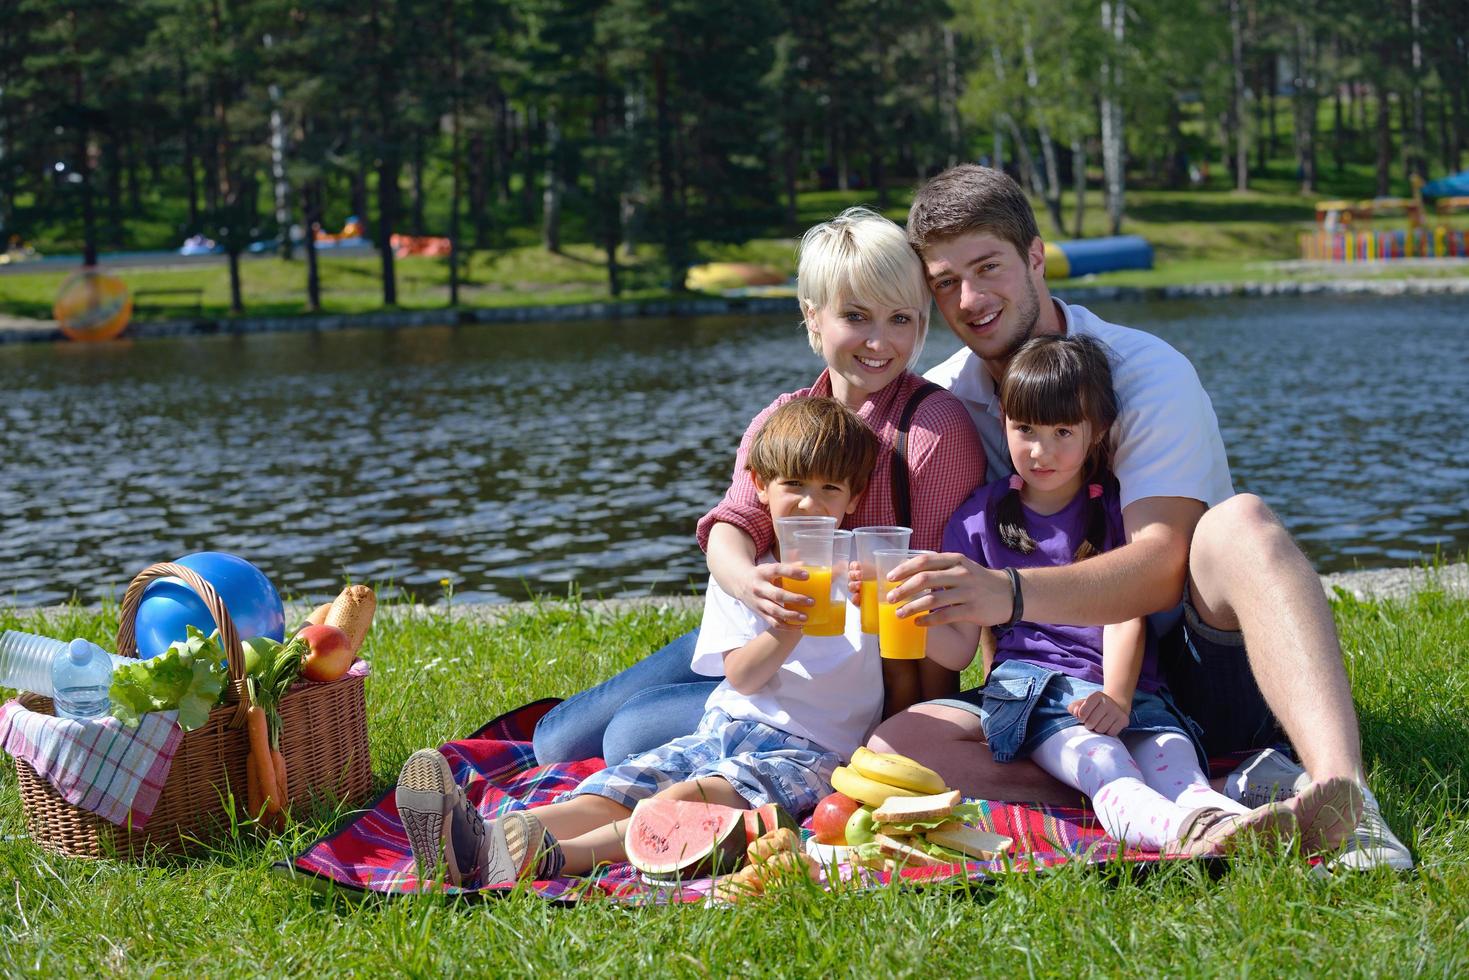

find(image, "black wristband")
[1003,567,1024,627]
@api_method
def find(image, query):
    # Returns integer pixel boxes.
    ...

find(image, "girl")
[918,334,1298,855]
[532,207,985,767]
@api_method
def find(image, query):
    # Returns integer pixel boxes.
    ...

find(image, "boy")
[396,396,883,887]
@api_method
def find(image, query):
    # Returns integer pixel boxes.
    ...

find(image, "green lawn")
[2,580,1466,975]
[3,177,1467,324]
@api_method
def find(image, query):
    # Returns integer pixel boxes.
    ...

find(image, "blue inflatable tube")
[1044,235,1154,280]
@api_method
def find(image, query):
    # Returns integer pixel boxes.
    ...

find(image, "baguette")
[926,824,1013,861]
[305,602,333,627]
[874,833,951,869]
[324,585,377,655]
[871,789,961,825]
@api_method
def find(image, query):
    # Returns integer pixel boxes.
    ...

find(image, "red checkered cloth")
[0,698,183,828]
[284,699,1260,903]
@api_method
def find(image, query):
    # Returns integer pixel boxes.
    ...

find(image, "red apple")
[810,791,862,844]
[297,623,354,682]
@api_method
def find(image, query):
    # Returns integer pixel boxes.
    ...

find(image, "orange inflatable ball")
[54,269,132,342]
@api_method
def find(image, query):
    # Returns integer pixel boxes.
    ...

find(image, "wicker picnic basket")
[14,562,373,858]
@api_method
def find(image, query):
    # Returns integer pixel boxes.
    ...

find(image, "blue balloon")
[134,552,285,659]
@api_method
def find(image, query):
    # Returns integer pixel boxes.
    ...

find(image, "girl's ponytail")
[1073,470,1112,561]
[997,474,1036,554]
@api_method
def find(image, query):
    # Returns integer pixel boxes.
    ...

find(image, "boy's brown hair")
[747,397,880,495]
[906,165,1040,259]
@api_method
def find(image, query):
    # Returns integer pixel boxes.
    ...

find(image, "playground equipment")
[1302,174,1469,262]
[687,262,788,291]
[1043,236,1154,280]
[53,269,132,342]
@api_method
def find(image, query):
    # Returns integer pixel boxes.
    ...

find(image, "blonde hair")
[797,207,930,369]
[747,397,880,496]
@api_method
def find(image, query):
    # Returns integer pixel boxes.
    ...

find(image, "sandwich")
[855,790,1014,870]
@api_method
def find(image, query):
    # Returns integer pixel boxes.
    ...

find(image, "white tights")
[1030,727,1248,850]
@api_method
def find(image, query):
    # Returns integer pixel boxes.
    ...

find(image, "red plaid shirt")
[696,370,986,554]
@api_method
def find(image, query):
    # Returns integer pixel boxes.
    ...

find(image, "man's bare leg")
[1186,493,1362,784]
[868,703,1080,806]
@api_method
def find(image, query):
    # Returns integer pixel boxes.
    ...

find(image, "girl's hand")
[1067,691,1130,737]
[738,561,812,629]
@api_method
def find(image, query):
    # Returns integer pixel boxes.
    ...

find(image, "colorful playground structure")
[1301,172,1469,261]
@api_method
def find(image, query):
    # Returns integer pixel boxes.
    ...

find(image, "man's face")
[922,232,1048,366]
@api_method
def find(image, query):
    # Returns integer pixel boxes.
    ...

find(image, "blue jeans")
[531,628,718,766]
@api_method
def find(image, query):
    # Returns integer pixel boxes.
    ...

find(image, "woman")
[533,207,984,766]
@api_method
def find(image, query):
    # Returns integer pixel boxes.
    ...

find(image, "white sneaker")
[1225,749,1413,871]
[1327,787,1415,872]
[1224,748,1306,807]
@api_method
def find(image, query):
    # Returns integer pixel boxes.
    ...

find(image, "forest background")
[2,0,1467,315]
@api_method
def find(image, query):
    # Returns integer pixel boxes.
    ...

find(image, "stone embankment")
[3,275,1467,345]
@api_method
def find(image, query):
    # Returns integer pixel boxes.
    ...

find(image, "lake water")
[1,294,1465,606]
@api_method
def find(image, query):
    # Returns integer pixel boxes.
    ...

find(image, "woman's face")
[808,299,923,408]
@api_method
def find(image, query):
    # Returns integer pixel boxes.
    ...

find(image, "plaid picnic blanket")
[286,698,1249,903]
[0,698,183,828]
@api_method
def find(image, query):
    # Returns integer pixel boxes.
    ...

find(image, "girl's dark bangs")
[1002,367,1085,425]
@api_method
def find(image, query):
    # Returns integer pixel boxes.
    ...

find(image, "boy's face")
[753,473,861,521]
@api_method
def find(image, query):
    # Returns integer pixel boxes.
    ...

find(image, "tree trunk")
[1294,22,1317,195]
[495,92,512,205]
[302,180,321,312]
[447,0,461,307]
[652,48,686,291]
[1333,75,1346,174]
[541,105,562,252]
[520,106,538,224]
[104,136,123,246]
[1022,28,1065,235]
[1230,0,1249,191]
[351,163,369,238]
[411,130,426,236]
[371,0,398,306]
[784,121,800,226]
[1071,132,1086,239]
[469,132,488,247]
[1408,0,1427,180]
[1375,80,1392,197]
[1099,1,1126,234]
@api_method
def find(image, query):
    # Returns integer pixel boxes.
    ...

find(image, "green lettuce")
[110,626,228,731]
[874,801,987,835]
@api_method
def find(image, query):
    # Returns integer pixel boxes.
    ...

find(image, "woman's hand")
[737,561,813,630]
[882,552,1014,627]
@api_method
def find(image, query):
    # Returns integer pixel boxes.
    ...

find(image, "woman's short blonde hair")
[797,206,930,369]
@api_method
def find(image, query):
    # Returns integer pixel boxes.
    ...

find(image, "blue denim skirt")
[931,659,1209,769]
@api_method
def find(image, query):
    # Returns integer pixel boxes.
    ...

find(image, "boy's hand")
[742,561,813,629]
[1067,692,1130,737]
[846,560,862,603]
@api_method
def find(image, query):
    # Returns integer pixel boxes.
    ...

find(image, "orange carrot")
[246,705,281,823]
[246,755,263,817]
[272,748,289,805]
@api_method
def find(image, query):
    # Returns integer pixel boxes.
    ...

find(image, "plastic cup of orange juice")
[874,548,934,659]
[854,527,912,634]
[803,529,853,637]
[774,517,838,627]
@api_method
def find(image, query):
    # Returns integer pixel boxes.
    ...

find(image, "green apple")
[844,806,876,846]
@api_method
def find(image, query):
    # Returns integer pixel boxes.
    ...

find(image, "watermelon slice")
[625,798,749,881]
[744,803,798,844]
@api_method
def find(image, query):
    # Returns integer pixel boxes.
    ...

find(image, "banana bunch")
[830,746,949,807]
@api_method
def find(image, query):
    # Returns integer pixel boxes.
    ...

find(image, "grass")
[3,169,1467,324]
[2,578,1467,975]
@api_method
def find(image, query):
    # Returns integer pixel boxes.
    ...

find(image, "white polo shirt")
[924,300,1235,511]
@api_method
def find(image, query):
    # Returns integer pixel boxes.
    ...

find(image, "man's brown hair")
[906,165,1040,258]
[747,397,880,496]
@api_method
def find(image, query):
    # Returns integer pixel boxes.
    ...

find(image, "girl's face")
[807,299,922,408]
[1005,416,1095,500]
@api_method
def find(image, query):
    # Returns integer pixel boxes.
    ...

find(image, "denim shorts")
[1156,582,1284,756]
[557,708,839,816]
[931,659,1209,770]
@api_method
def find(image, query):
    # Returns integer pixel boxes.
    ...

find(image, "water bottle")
[0,630,128,720]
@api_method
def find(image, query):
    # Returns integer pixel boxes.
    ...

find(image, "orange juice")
[859,580,880,634]
[804,601,847,636]
[877,585,926,659]
[783,566,833,627]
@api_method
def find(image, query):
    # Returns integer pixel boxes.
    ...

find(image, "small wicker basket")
[14,561,372,858]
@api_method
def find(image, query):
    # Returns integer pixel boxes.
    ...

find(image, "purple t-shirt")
[941,478,1163,691]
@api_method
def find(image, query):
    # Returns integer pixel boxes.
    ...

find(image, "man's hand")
[1067,691,1130,737]
[738,561,812,629]
[881,552,1014,627]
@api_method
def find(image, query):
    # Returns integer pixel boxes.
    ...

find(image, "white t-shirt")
[924,300,1235,511]
[691,564,883,760]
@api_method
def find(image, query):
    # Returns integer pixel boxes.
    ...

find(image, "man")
[870,165,1411,870]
